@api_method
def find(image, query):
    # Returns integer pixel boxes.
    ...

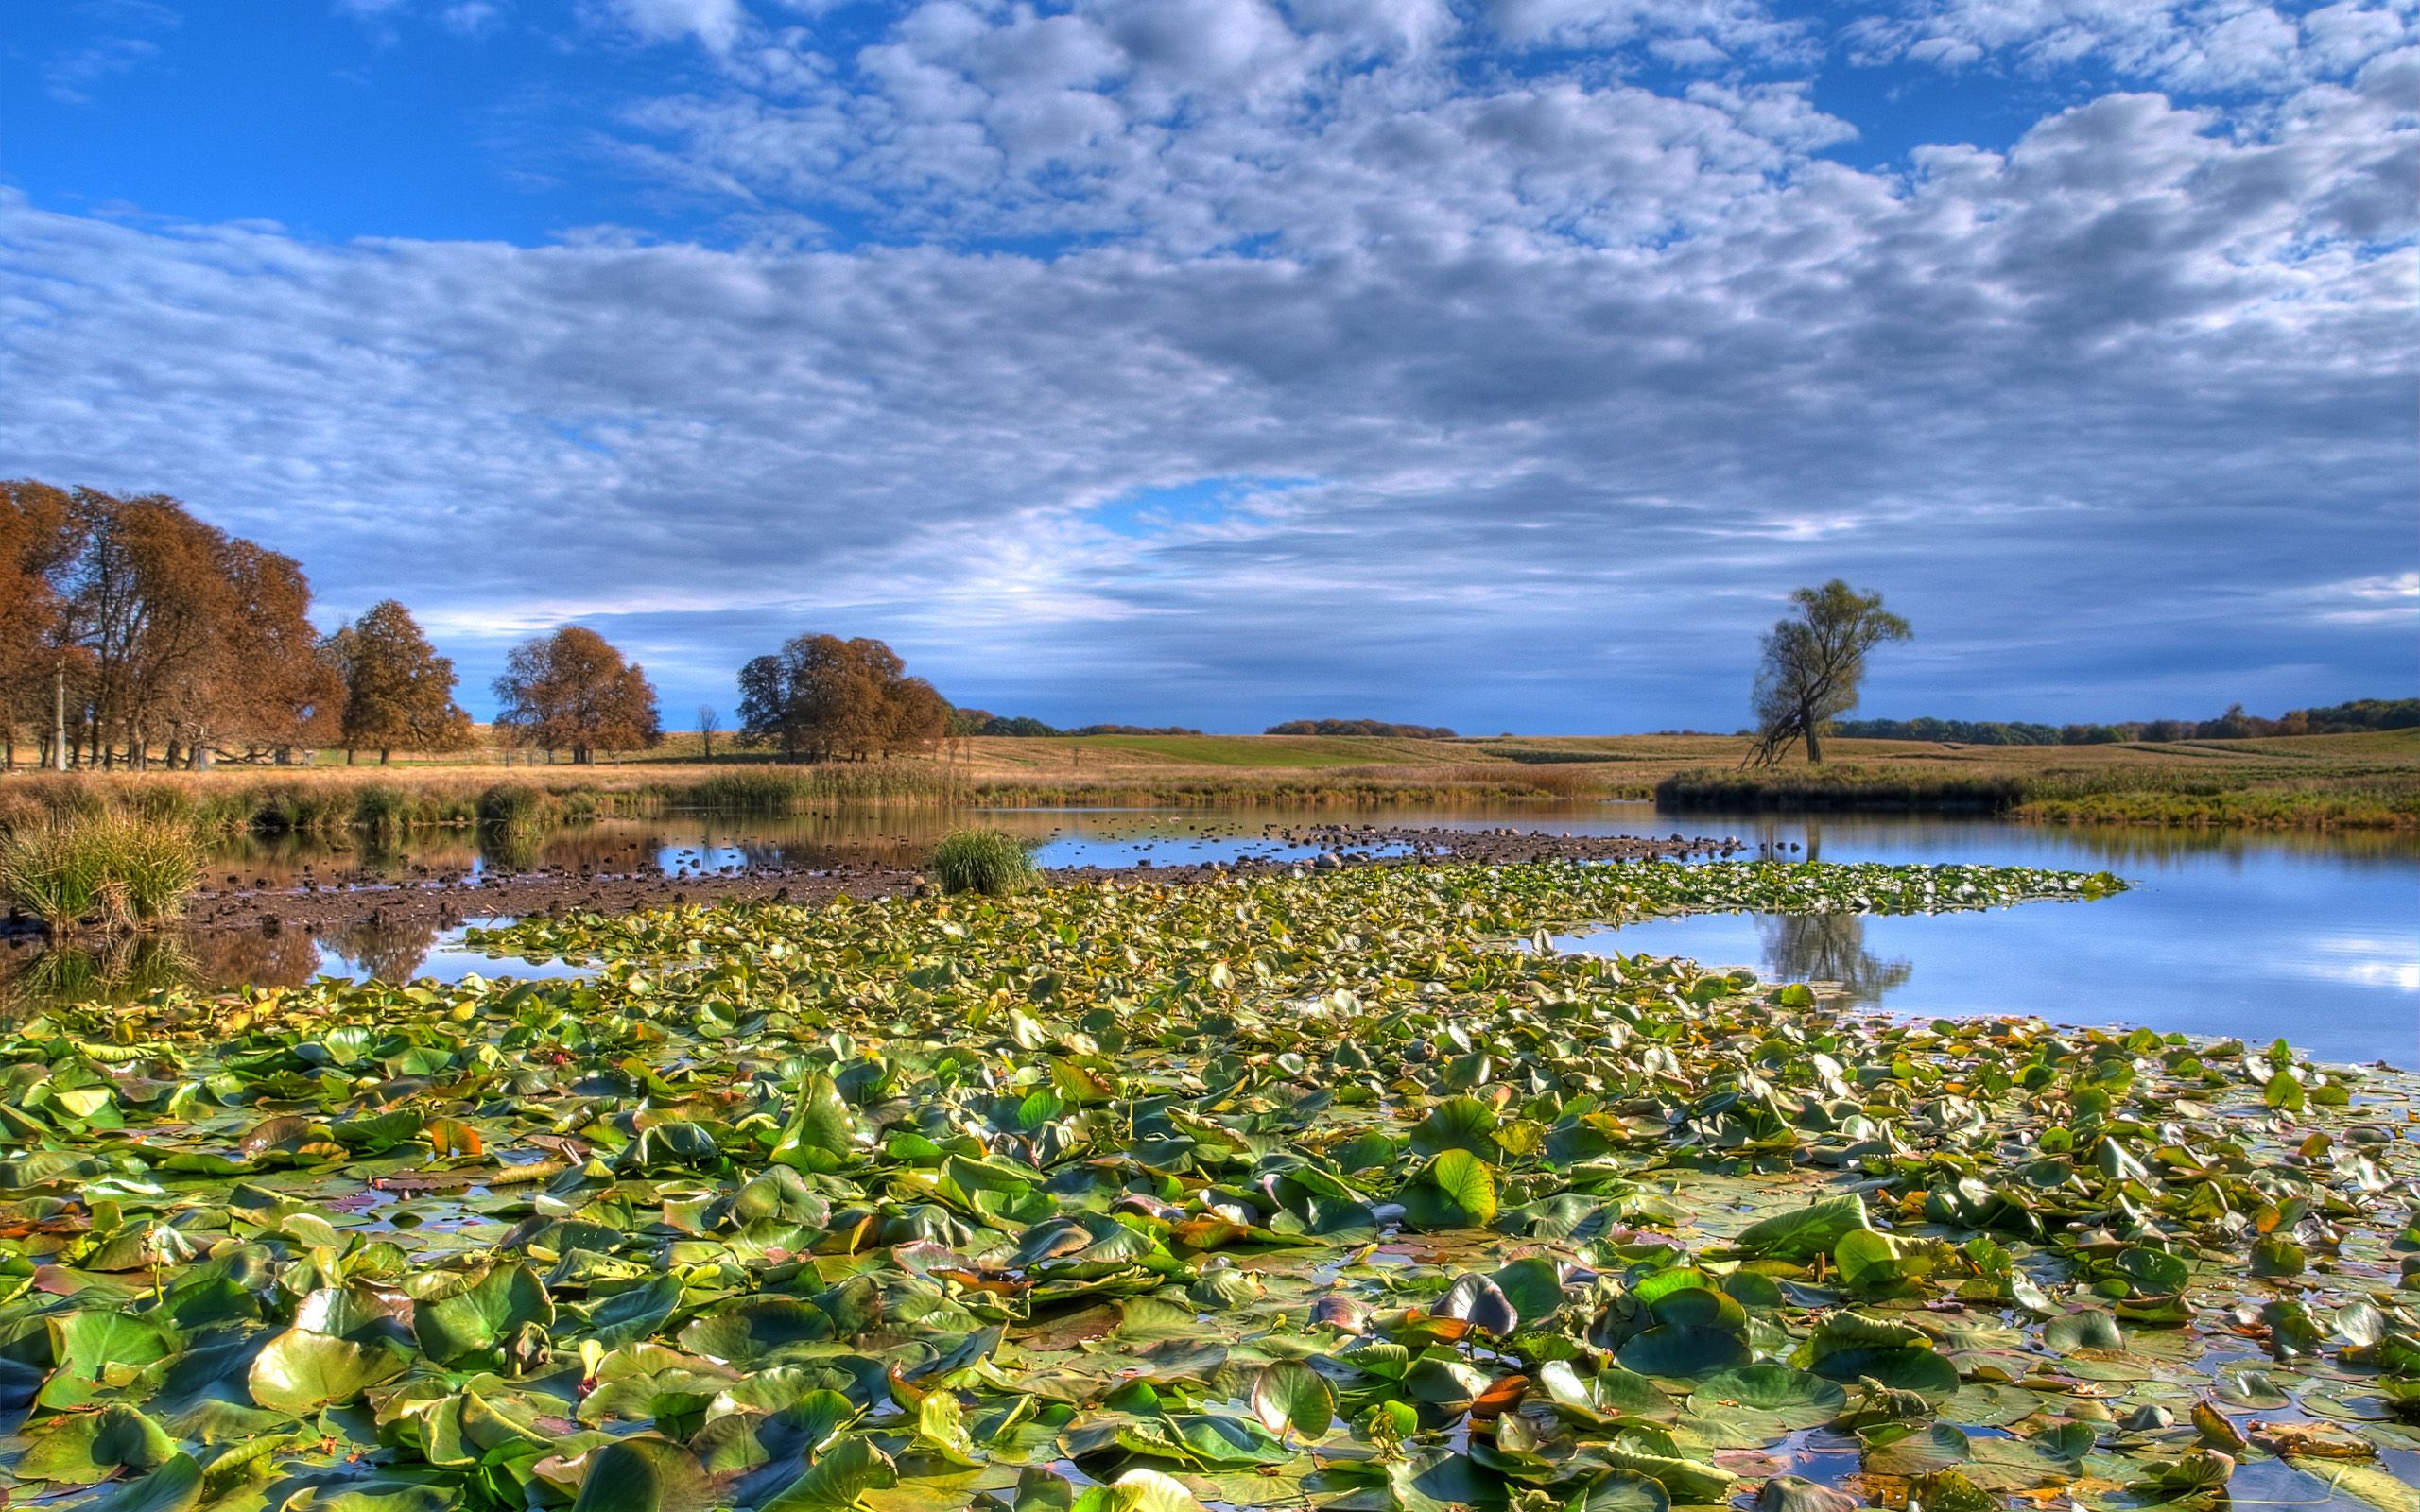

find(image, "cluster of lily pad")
[0,859,2413,1512]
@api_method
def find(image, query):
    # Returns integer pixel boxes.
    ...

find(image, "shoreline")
[7,823,1752,947]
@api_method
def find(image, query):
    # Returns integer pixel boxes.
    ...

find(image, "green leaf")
[247,1328,412,1414]
[773,1071,857,1170]
[86,1454,203,1512]
[413,1265,555,1366]
[2285,1458,2418,1512]
[43,1311,179,1410]
[1398,1149,1498,1230]
[2043,1309,2125,1355]
[568,1437,712,1512]
[1249,1359,1335,1441]
[1102,1468,1210,1512]
[1732,1193,1870,1261]
[760,1438,898,1512]
[1617,1325,1753,1381]
[1409,1096,1499,1158]
[17,1402,179,1483]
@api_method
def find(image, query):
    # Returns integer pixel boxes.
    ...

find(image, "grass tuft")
[477,783,558,832]
[0,814,203,935]
[927,828,1039,896]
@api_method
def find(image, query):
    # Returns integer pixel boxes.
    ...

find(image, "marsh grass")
[1660,760,2420,828]
[927,828,1039,895]
[476,783,558,832]
[1658,766,2027,814]
[0,814,204,934]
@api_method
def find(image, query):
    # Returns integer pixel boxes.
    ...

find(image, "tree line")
[1264,718,1460,738]
[947,712,1202,737]
[1834,698,2419,746]
[0,482,671,768]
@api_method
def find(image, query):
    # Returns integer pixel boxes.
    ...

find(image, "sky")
[1,0,2412,733]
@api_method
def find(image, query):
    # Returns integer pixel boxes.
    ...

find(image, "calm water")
[4,803,2411,1064]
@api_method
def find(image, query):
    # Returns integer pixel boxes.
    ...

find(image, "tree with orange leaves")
[493,626,661,764]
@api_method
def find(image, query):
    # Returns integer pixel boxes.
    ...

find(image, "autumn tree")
[326,600,473,765]
[1746,581,1911,765]
[493,626,661,764]
[735,633,948,761]
[0,481,85,769]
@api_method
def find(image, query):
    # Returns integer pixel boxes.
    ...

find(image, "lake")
[4,802,2411,1064]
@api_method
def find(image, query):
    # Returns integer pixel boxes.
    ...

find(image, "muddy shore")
[7,822,1754,946]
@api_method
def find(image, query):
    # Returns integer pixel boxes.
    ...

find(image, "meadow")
[1,729,2414,833]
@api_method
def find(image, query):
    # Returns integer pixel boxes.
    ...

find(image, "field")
[2,729,2415,831]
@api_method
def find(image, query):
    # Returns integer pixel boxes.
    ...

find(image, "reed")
[926,828,1039,896]
[476,783,558,832]
[1657,766,2027,814]
[0,813,204,935]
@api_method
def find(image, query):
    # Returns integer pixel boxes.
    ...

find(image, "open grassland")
[2,729,2413,831]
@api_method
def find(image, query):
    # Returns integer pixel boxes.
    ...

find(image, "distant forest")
[948,711,1203,738]
[1265,719,1460,738]
[1836,698,2418,747]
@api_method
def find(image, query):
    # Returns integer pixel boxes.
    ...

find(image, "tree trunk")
[1804,717,1824,764]
[347,747,356,765]
[381,748,391,765]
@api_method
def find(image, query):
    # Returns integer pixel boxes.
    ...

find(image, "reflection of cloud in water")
[1754,913,1912,1007]
[2303,936,2420,992]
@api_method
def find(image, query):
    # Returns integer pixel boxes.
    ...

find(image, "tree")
[698,705,721,762]
[327,600,473,765]
[0,481,84,769]
[735,634,948,760]
[207,540,346,763]
[67,490,238,769]
[493,626,661,763]
[1746,581,1910,765]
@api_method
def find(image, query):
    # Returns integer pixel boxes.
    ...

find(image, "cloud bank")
[1,0,2411,728]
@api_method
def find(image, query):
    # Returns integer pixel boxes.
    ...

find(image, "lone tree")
[1746,581,1910,765]
[493,626,661,763]
[326,600,473,765]
[736,633,949,761]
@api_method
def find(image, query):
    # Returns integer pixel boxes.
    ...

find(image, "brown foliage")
[735,633,948,761]
[327,600,473,763]
[493,626,662,763]
[0,484,349,769]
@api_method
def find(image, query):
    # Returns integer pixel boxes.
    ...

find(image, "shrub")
[0,815,202,935]
[927,828,1039,896]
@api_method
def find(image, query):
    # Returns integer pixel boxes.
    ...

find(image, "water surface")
[4,802,2409,1063]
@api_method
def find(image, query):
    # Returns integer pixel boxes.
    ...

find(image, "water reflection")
[1755,913,1912,1006]
[6,802,2411,1058]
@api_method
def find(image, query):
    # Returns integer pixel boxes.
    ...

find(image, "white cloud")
[1847,0,2419,93]
[602,0,752,51]
[0,0,2411,724]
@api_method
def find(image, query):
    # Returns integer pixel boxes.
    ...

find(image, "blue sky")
[3,0,2412,730]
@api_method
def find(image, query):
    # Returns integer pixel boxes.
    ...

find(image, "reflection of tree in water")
[319,916,443,984]
[0,924,367,1017]
[0,934,199,1016]
[182,928,325,990]
[1757,913,1912,1007]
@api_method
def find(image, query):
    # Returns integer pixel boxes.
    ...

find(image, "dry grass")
[3,728,2413,831]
